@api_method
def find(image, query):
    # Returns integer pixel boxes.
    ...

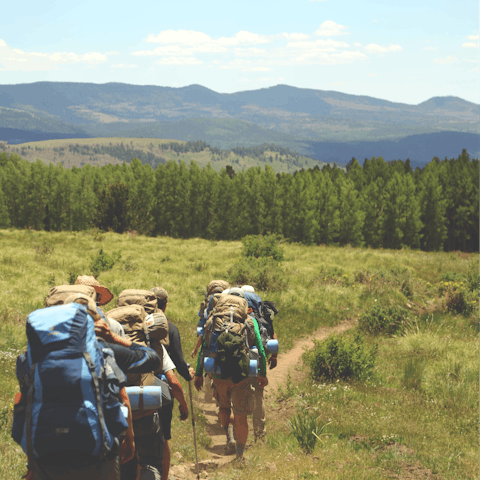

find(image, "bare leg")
[161,440,170,480]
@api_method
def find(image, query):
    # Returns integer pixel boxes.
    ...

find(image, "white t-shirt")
[162,344,176,374]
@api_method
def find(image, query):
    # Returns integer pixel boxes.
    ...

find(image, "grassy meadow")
[0,229,478,479]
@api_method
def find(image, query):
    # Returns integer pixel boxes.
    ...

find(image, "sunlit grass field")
[0,228,477,479]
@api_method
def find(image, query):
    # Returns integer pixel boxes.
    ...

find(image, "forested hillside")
[0,82,478,165]
[0,138,321,173]
[0,149,477,252]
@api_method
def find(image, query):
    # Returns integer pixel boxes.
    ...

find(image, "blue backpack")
[12,303,128,461]
[243,292,275,340]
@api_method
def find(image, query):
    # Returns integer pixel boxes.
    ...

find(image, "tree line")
[0,150,477,252]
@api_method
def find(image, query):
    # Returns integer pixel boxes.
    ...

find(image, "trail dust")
[169,319,356,479]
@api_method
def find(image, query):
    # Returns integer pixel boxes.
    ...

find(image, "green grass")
[0,229,477,479]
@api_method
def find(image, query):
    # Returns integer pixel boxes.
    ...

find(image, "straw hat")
[75,275,114,306]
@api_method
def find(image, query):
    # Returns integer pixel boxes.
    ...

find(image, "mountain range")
[0,82,478,167]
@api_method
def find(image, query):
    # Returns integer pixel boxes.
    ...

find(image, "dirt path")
[170,319,356,479]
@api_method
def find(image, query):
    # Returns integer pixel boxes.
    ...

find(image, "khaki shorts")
[212,377,254,416]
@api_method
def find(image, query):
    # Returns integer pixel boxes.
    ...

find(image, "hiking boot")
[225,440,236,455]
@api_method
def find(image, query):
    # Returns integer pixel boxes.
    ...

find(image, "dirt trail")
[170,319,356,479]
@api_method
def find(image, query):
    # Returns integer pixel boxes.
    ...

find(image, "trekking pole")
[187,364,200,480]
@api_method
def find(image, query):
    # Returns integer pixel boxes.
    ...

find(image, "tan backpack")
[116,289,158,315]
[145,311,170,350]
[106,305,159,397]
[45,285,97,307]
[204,295,252,356]
[199,280,230,318]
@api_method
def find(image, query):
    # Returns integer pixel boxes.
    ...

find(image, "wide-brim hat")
[75,275,114,306]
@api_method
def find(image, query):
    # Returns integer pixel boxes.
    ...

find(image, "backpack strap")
[83,352,109,458]
[25,363,38,475]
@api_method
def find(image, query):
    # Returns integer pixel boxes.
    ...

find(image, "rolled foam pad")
[266,339,279,354]
[204,357,258,376]
[125,386,163,410]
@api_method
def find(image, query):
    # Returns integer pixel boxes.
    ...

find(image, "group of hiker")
[11,276,279,480]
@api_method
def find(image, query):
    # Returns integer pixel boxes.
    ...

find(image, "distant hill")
[0,82,478,166]
[0,137,323,174]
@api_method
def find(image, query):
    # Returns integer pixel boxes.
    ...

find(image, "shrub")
[304,333,377,382]
[287,411,330,453]
[228,257,286,292]
[402,358,424,390]
[358,305,409,335]
[241,234,285,261]
[89,248,121,278]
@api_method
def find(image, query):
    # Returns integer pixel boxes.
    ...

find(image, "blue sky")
[0,0,478,104]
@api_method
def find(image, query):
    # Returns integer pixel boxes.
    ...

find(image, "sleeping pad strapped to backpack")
[12,303,128,461]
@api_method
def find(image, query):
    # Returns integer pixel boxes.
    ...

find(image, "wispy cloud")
[0,37,108,70]
[314,21,349,36]
[434,56,457,64]
[364,44,402,53]
[367,73,377,77]
[111,64,137,69]
[155,57,203,65]
[462,34,479,48]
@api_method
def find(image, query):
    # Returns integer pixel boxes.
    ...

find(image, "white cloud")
[434,56,457,64]
[282,33,310,40]
[0,38,108,70]
[111,64,138,69]
[368,73,377,77]
[365,44,402,53]
[472,67,479,72]
[331,81,346,85]
[314,21,349,37]
[155,57,202,65]
[144,30,272,48]
[353,42,362,47]
[462,34,479,48]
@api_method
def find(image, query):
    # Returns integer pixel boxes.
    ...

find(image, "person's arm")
[165,370,189,420]
[98,338,161,374]
[95,319,133,347]
[167,321,193,381]
[118,387,135,464]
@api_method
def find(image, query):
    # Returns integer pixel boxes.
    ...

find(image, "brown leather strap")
[139,386,144,411]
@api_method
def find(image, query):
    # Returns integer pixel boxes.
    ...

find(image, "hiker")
[194,288,268,461]
[191,280,230,359]
[149,287,192,480]
[13,297,162,480]
[74,275,126,337]
[241,286,279,442]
